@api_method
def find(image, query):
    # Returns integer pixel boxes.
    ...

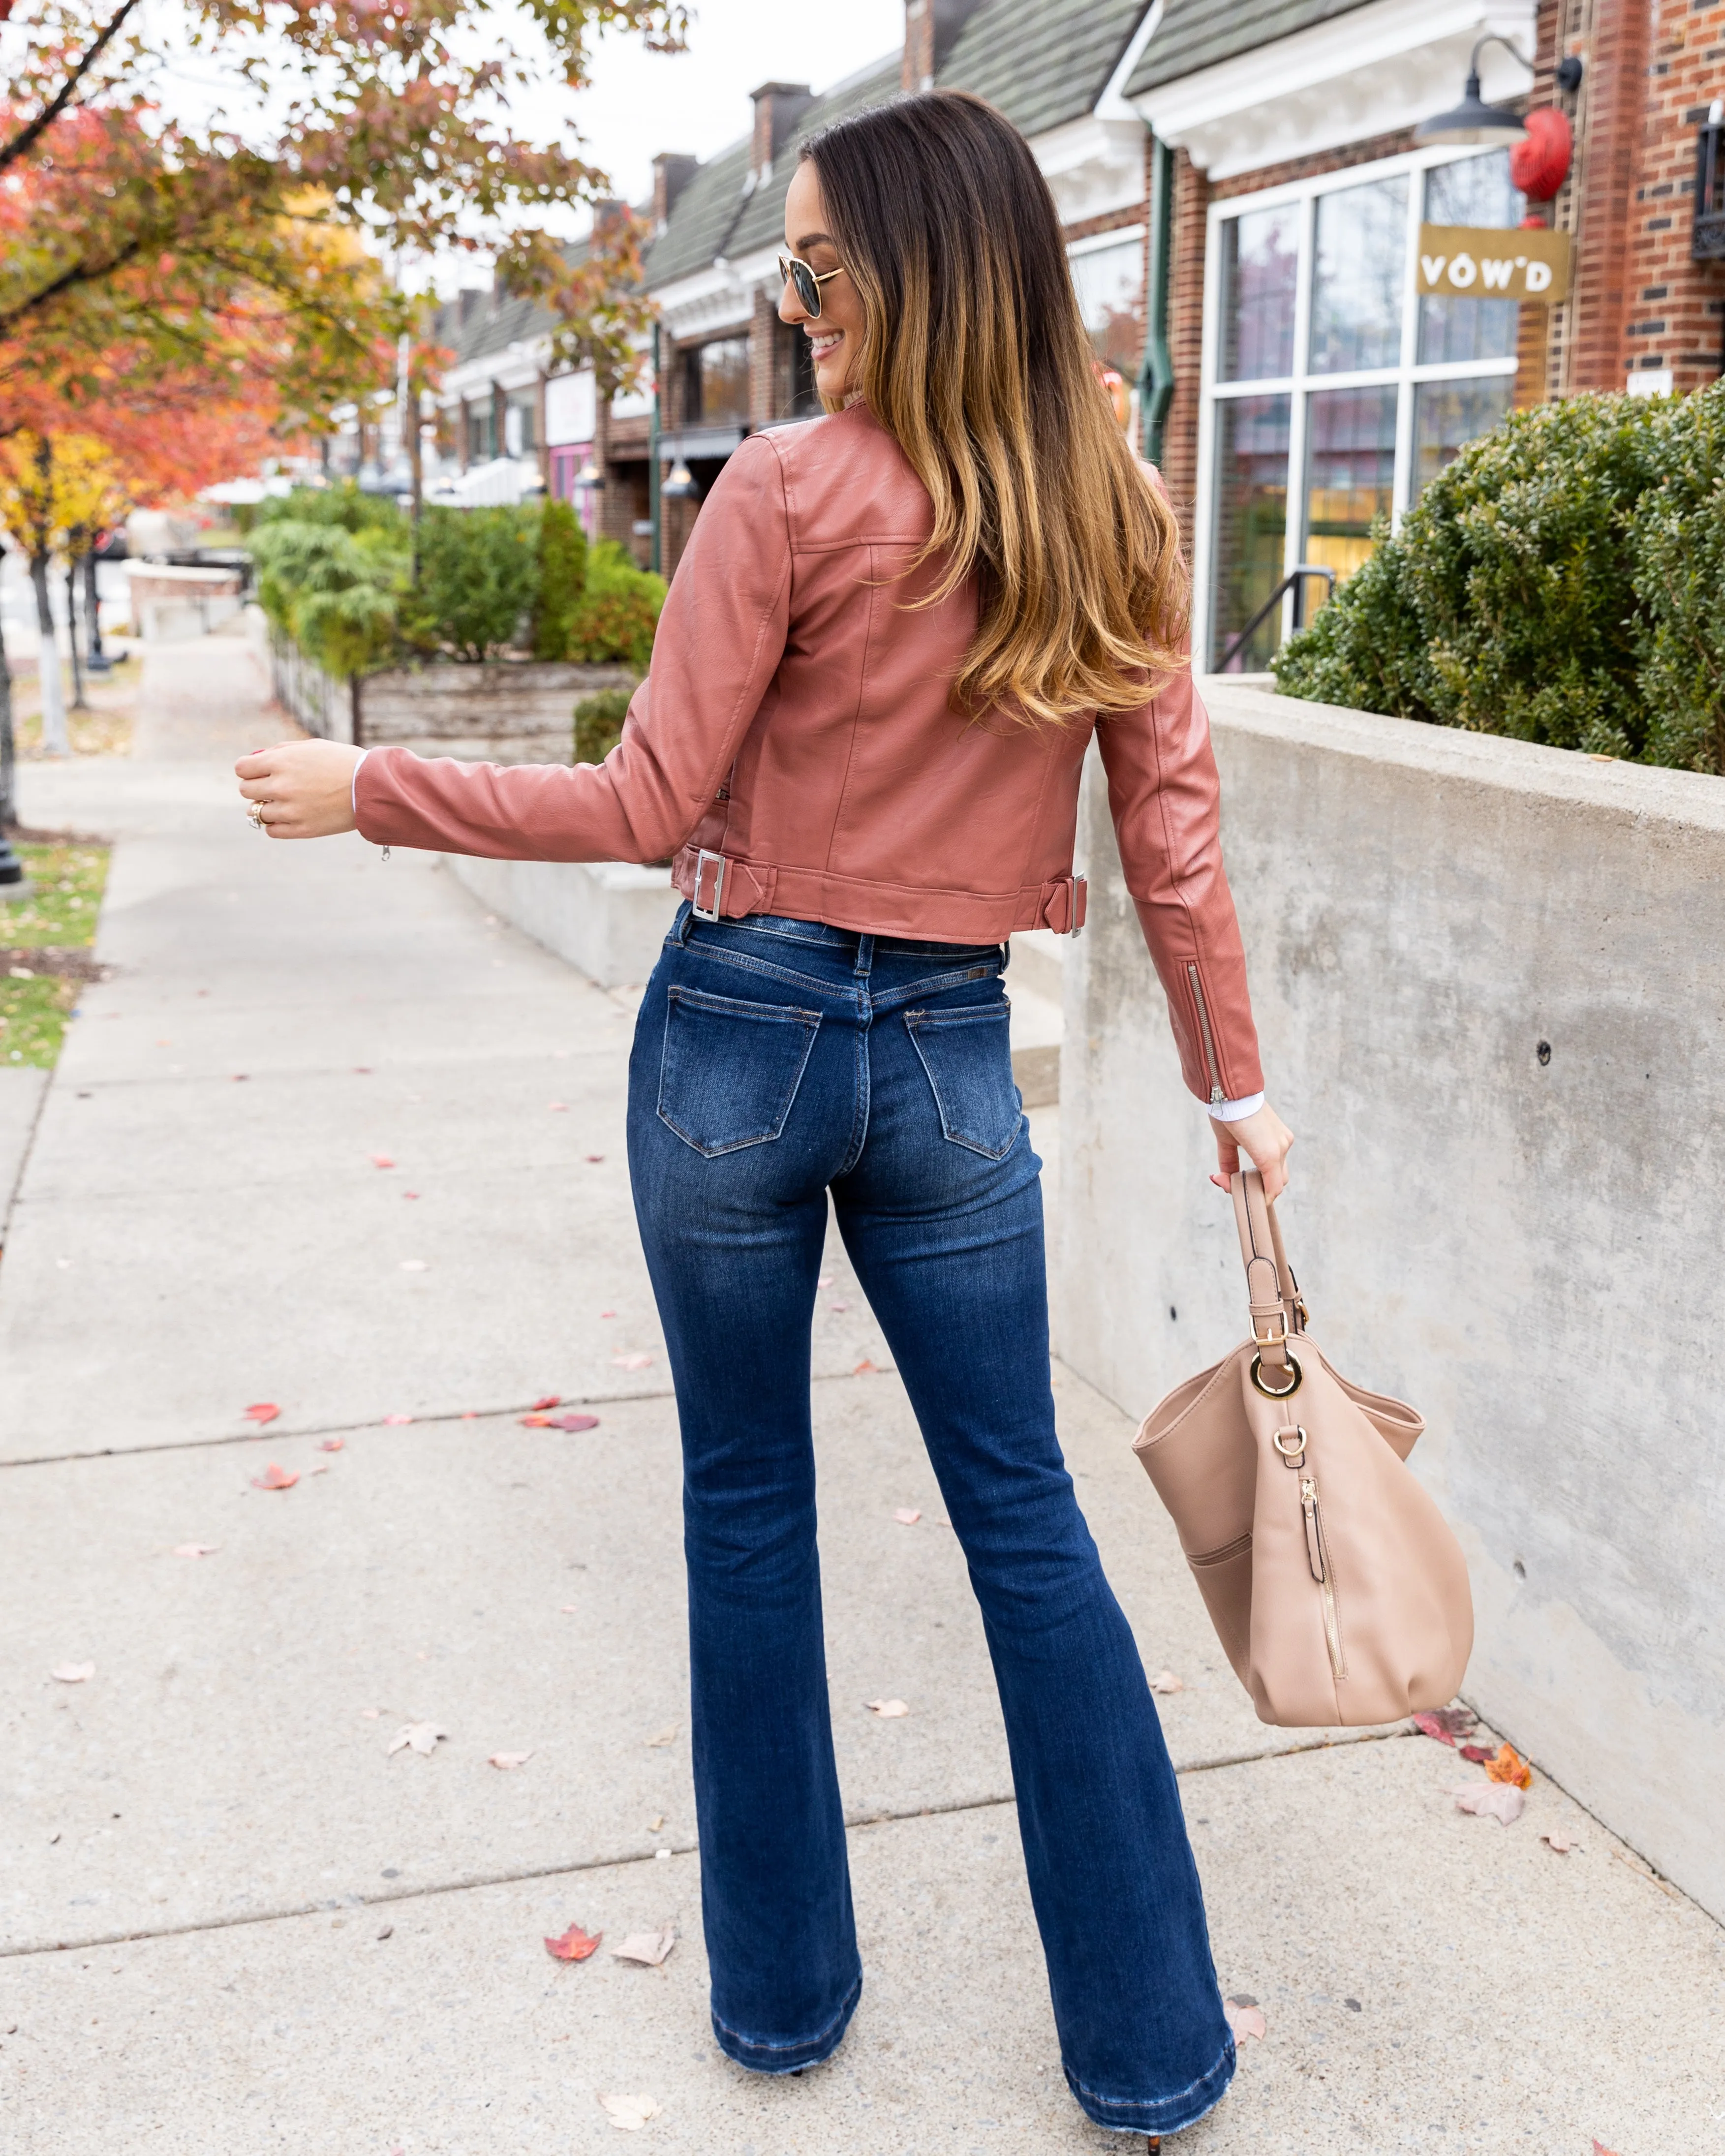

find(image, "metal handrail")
[1217,563,1336,672]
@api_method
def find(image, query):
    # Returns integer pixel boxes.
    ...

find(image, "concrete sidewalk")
[0,637,1718,2154]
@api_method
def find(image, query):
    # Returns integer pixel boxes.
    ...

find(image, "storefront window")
[1418,153,1523,365]
[686,337,751,427]
[1310,178,1407,373]
[1213,395,1291,671]
[1069,231,1146,377]
[1304,385,1397,583]
[504,387,538,459]
[1221,204,1298,382]
[465,402,496,465]
[1204,148,1523,669]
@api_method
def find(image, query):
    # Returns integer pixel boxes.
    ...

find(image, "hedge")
[247,487,666,679]
[1271,382,1725,774]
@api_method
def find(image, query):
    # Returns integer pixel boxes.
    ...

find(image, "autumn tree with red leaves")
[0,0,686,828]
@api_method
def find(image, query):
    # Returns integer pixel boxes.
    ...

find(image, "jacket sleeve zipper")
[1186,961,1226,1106]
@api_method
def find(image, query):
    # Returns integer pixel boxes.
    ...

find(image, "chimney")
[902,0,987,94]
[750,82,815,183]
[652,153,699,234]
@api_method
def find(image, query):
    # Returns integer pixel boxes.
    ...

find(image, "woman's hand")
[1210,1101,1294,1202]
[235,740,363,839]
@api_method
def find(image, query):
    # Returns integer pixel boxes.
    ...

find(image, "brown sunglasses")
[777,253,848,318]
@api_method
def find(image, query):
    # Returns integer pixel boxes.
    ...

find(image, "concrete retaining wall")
[268,635,634,763]
[1055,681,1725,1921]
[446,855,678,989]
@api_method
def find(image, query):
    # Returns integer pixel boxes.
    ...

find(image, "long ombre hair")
[802,92,1187,726]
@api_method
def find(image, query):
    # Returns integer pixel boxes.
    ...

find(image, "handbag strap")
[1229,1169,1307,1370]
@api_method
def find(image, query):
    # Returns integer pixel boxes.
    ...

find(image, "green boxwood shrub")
[570,540,666,671]
[573,686,633,765]
[403,504,541,662]
[1271,382,1725,772]
[250,517,409,680]
[531,498,588,661]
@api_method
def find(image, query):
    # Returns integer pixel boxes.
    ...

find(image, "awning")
[655,427,747,462]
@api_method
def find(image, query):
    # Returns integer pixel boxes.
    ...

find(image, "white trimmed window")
[1198,146,1524,672]
[1069,225,1147,378]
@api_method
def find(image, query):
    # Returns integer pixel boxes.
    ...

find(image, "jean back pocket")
[658,984,822,1157]
[904,1002,1021,1159]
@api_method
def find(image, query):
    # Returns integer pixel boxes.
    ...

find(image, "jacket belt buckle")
[1048,874,1087,937]
[690,848,728,923]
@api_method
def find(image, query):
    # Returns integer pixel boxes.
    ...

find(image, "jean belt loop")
[853,932,874,980]
[674,898,696,946]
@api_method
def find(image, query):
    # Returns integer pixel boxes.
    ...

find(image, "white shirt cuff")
[351,745,370,815]
[1208,1091,1265,1122]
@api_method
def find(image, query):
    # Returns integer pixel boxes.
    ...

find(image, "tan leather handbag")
[1133,1171,1473,1727]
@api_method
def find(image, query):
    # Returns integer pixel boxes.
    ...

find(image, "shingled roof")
[939,0,1147,140]
[727,55,902,261]
[1127,0,1376,97]
[640,137,756,286]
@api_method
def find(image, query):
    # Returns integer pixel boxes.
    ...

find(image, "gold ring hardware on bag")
[1273,1424,1308,1467]
[1250,1348,1303,1399]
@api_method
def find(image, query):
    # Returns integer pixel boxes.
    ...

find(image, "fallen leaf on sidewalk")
[548,1413,600,1431]
[585,1152,604,1162]
[1412,1707,1478,1745]
[1541,1830,1583,1854]
[1459,1743,1497,1763]
[242,1402,280,1425]
[400,1259,428,1272]
[648,1814,664,1831]
[318,1439,344,1453]
[489,1751,533,1769]
[520,1414,555,1426]
[865,1698,909,1718]
[549,1102,568,1112]
[172,1542,219,1558]
[600,1309,617,1318]
[545,1922,602,1962]
[612,1353,652,1370]
[1610,1847,1681,1899]
[613,1928,676,1967]
[597,2092,661,2130]
[1593,2143,1622,2156]
[892,1508,921,1525]
[250,1463,299,1491]
[1223,1996,1266,2041]
[530,1394,561,1411]
[830,1299,851,1313]
[382,1413,413,1426]
[1150,1669,1185,1694]
[558,1603,579,1613]
[306,1462,330,1476]
[818,1274,833,1288]
[1451,1782,1524,1825]
[853,1358,876,1375]
[403,1191,419,1200]
[1484,1744,1532,1788]
[387,1722,447,1757]
[51,1663,94,1683]
[644,1725,678,1748]
[370,1153,395,1169]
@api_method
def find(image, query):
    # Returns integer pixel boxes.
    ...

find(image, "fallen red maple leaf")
[317,1439,344,1452]
[370,1153,395,1170]
[1485,1743,1533,1789]
[242,1403,280,1425]
[1593,2141,1622,2155]
[548,1413,599,1432]
[545,1922,601,1962]
[250,1462,299,1490]
[1459,1743,1496,1763]
[519,1414,554,1427]
[530,1394,560,1411]
[1412,1706,1478,1746]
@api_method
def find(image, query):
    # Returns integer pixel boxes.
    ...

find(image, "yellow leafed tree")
[0,432,128,758]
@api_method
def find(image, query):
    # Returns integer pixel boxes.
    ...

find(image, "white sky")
[567,0,904,207]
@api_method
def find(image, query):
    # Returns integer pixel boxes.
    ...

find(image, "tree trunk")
[84,550,108,669]
[0,592,19,833]
[31,553,70,756]
[66,559,88,708]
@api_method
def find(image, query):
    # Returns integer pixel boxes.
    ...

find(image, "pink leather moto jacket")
[354,400,1263,1106]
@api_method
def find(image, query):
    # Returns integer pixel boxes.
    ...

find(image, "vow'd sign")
[1416,225,1573,303]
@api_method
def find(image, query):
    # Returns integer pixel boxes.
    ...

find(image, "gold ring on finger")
[246,799,267,829]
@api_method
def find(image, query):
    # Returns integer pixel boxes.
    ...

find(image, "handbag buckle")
[690,849,728,923]
[1253,1310,1289,1349]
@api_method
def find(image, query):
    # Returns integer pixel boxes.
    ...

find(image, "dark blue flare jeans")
[626,907,1234,2137]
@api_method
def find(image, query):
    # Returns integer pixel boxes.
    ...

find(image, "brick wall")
[1624,0,1725,391]
[1567,0,1658,387]
[1160,149,1207,549]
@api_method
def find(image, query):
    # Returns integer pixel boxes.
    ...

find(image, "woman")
[239,91,1291,2143]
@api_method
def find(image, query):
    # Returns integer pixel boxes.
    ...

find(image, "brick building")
[426,0,1723,669]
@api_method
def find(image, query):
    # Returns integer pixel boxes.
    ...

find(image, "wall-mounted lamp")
[1416,37,1584,148]
[574,455,605,491]
[660,458,698,499]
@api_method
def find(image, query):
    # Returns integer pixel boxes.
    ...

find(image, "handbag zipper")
[1186,962,1226,1106]
[1300,1476,1348,1680]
